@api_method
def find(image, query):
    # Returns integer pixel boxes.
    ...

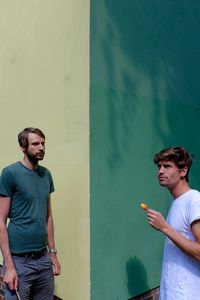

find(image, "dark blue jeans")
[4,252,54,300]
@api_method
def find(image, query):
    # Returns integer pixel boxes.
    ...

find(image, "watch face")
[49,249,57,254]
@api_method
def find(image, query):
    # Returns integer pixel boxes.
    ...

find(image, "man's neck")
[169,181,190,199]
[21,157,38,170]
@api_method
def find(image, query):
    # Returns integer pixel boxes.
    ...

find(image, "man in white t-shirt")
[147,146,200,300]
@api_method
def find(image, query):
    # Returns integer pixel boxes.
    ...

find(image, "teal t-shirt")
[0,161,54,253]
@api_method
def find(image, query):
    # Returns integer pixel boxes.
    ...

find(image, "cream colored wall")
[0,1,90,299]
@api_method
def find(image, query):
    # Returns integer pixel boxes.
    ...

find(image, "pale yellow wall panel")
[0,1,90,300]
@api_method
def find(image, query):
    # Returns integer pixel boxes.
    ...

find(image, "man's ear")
[180,166,188,179]
[20,146,26,153]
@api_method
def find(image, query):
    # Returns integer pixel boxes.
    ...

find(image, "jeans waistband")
[11,248,47,259]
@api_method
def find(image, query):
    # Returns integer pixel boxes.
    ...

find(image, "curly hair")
[154,146,193,182]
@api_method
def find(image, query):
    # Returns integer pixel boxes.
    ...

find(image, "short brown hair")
[154,146,193,182]
[18,127,45,149]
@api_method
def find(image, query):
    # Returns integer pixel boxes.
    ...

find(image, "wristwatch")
[49,248,57,254]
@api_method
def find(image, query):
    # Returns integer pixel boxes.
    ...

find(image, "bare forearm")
[0,222,15,269]
[162,223,200,260]
[47,211,61,275]
[47,214,55,249]
[147,209,200,261]
[0,197,18,289]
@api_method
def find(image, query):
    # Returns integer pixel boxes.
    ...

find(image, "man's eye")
[164,165,171,168]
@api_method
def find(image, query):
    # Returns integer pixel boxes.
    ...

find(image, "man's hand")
[49,254,61,276]
[3,266,18,291]
[147,208,167,232]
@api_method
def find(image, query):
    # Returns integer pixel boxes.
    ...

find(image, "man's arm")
[47,196,61,275]
[147,208,200,261]
[0,196,18,290]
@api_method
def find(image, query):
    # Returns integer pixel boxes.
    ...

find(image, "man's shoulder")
[37,165,52,177]
[2,161,21,172]
[38,164,49,171]
[188,189,200,198]
[180,189,200,198]
[181,189,200,208]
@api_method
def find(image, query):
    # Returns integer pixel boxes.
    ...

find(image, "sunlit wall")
[0,1,90,299]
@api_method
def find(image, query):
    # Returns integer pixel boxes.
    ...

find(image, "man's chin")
[37,156,44,161]
[36,153,45,160]
[33,156,44,162]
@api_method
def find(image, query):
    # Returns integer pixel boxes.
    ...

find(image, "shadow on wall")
[91,0,200,170]
[126,257,149,297]
[90,1,200,299]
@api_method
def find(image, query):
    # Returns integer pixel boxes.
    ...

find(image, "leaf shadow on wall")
[126,257,150,298]
[91,0,200,170]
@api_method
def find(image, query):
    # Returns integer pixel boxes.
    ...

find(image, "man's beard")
[26,151,45,164]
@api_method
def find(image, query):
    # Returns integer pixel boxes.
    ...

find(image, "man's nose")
[158,166,164,174]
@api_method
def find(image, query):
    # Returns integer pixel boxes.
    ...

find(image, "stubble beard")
[26,151,45,165]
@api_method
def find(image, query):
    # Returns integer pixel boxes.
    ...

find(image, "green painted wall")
[90,1,200,299]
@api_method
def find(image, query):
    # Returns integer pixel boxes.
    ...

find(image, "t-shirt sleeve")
[0,168,14,197]
[48,170,55,194]
[188,197,200,225]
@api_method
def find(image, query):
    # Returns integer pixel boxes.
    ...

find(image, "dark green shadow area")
[90,1,200,299]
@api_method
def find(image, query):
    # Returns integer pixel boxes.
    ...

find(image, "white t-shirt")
[160,189,200,300]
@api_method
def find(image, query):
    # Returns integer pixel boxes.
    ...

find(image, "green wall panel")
[90,1,200,299]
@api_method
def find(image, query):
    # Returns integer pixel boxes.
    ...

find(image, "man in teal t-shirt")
[0,127,61,300]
